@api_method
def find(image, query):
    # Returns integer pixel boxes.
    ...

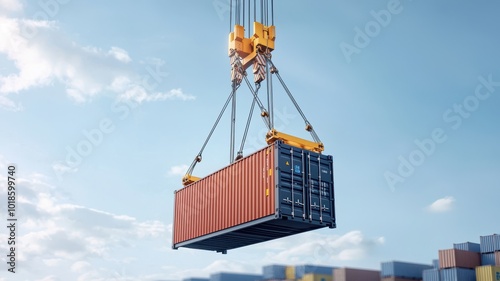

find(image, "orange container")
[172,141,335,253]
[439,249,481,269]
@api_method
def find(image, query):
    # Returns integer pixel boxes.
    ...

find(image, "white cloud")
[0,0,23,13]
[427,196,455,213]
[168,164,188,177]
[0,15,194,109]
[0,165,169,280]
[259,230,385,265]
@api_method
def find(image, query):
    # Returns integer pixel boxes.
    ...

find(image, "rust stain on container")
[172,141,335,253]
[439,249,481,269]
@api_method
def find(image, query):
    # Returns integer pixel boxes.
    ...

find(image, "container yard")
[177,232,500,281]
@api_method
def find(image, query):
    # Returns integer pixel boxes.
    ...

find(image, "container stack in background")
[333,267,380,281]
[476,234,500,281]
[285,265,337,281]
[381,261,433,281]
[438,242,481,281]
[262,265,288,281]
[210,272,263,281]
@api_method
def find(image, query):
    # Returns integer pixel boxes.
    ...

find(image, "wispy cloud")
[427,196,455,213]
[0,165,168,280]
[0,0,23,13]
[167,164,188,177]
[0,12,194,110]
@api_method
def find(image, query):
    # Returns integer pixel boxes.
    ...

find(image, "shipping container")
[300,273,333,281]
[440,268,475,281]
[480,235,500,253]
[381,277,422,281]
[482,253,496,266]
[210,272,263,281]
[433,260,440,269]
[423,269,441,281]
[439,249,481,269]
[333,267,380,281]
[475,265,500,281]
[295,265,336,279]
[263,265,287,280]
[286,266,295,280]
[381,261,433,279]
[184,278,210,281]
[454,242,481,253]
[172,141,335,253]
[496,252,500,266]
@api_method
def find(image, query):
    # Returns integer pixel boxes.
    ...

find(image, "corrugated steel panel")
[440,268,475,281]
[295,265,336,279]
[210,273,263,281]
[496,252,500,266]
[333,267,380,281]
[433,260,440,269]
[382,277,422,281]
[481,234,500,253]
[475,265,500,281]
[286,266,296,280]
[381,261,433,279]
[172,141,336,253]
[300,273,333,281]
[482,253,497,266]
[454,242,481,253]
[263,265,287,280]
[423,269,441,281]
[439,249,481,269]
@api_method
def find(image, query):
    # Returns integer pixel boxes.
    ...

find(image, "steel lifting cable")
[266,57,323,144]
[185,85,240,176]
[243,75,271,130]
[237,83,261,159]
[230,81,237,163]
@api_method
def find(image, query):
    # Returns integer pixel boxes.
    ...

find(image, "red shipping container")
[172,141,335,253]
[439,249,481,269]
[496,251,500,266]
[334,268,380,281]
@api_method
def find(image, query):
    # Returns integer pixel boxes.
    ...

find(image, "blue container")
[184,278,210,281]
[423,269,441,281]
[295,265,337,279]
[481,252,497,266]
[440,268,475,281]
[453,242,481,253]
[433,259,440,269]
[263,265,287,280]
[210,273,263,281]
[381,261,433,279]
[480,234,500,253]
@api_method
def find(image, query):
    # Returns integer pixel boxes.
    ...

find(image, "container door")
[277,144,307,219]
[306,152,334,224]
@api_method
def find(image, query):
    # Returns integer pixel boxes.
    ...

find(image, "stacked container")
[263,265,288,280]
[333,267,380,281]
[438,243,480,281]
[299,273,333,281]
[184,278,210,281]
[294,265,337,279]
[210,272,263,281]
[381,261,433,281]
[475,265,500,281]
[480,234,500,266]
[423,269,441,281]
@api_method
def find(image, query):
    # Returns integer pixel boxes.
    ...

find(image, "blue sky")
[1,0,500,280]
